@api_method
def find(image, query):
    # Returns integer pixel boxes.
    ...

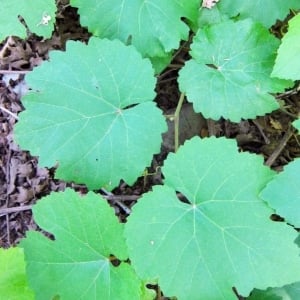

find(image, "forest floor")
[1,3,300,252]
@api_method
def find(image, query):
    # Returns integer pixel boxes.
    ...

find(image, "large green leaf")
[272,14,300,80]
[178,19,292,122]
[260,159,300,227]
[0,0,56,41]
[198,0,300,28]
[15,37,166,190]
[21,189,144,300]
[0,247,34,300]
[70,0,199,59]
[125,137,300,299]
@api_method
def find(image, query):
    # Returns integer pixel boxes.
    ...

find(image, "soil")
[1,0,300,281]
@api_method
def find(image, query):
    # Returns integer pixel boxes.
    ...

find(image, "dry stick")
[174,92,185,152]
[0,106,19,120]
[0,70,29,74]
[0,195,139,217]
[5,149,12,245]
[0,205,33,216]
[207,119,218,136]
[252,119,270,144]
[265,126,294,167]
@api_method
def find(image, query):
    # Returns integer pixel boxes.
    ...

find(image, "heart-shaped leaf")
[125,137,300,299]
[21,189,144,300]
[15,37,166,190]
[178,19,292,122]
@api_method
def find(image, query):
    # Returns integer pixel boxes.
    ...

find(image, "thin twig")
[252,119,270,144]
[207,119,219,136]
[0,205,33,216]
[265,126,294,167]
[0,106,19,120]
[100,188,133,214]
[174,93,185,152]
[0,194,139,217]
[0,70,29,74]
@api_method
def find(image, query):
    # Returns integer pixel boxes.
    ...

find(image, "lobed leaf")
[0,247,34,300]
[198,0,300,28]
[21,189,143,300]
[125,136,300,299]
[260,159,300,227]
[15,37,166,190]
[0,0,56,41]
[178,19,292,122]
[272,14,300,80]
[70,0,199,71]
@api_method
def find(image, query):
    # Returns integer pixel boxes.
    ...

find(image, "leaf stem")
[174,93,185,152]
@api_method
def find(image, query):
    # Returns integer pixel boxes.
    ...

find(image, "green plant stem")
[174,93,185,152]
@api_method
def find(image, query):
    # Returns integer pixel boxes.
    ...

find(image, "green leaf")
[0,247,34,300]
[70,0,199,58]
[0,0,56,41]
[199,0,300,28]
[293,119,300,131]
[15,37,166,190]
[247,288,282,300]
[198,5,229,27]
[248,281,300,300]
[21,189,143,300]
[178,19,292,122]
[260,159,300,227]
[272,14,300,80]
[125,136,300,299]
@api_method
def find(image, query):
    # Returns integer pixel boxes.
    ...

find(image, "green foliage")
[179,19,292,122]
[249,236,300,299]
[249,282,300,300]
[199,0,300,27]
[70,0,199,72]
[125,137,300,299]
[0,0,56,42]
[2,0,300,299]
[272,13,300,80]
[15,37,166,190]
[0,247,34,299]
[260,159,300,227]
[21,189,151,300]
